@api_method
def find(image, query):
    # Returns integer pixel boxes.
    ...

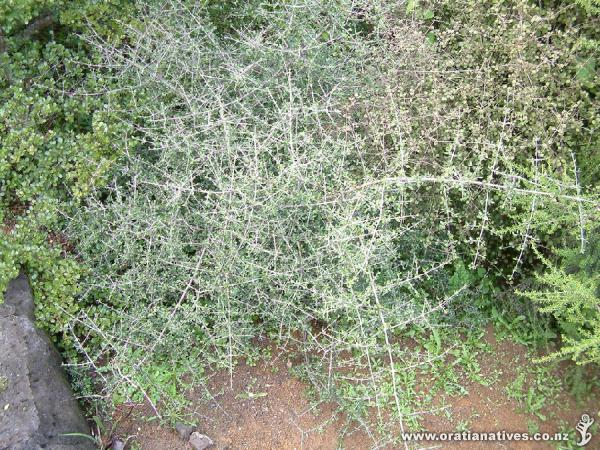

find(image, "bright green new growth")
[576,0,600,14]
[521,236,600,365]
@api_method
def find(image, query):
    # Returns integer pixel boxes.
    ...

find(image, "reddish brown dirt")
[420,326,599,449]
[111,352,374,450]
[109,326,599,450]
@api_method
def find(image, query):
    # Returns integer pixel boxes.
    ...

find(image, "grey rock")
[112,438,125,450]
[0,273,96,450]
[175,422,195,440]
[3,273,35,319]
[189,431,214,450]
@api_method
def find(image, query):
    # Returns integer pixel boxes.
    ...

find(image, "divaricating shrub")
[64,0,599,430]
[69,1,462,417]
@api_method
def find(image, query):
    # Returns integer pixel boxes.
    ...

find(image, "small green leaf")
[576,58,596,83]
[406,0,418,13]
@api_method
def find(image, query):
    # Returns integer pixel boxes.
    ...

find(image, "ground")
[107,326,599,450]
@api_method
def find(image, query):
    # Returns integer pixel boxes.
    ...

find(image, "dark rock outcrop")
[0,273,96,450]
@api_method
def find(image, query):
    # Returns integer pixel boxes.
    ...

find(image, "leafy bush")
[0,0,135,337]
[575,0,600,14]
[521,233,600,364]
[400,0,599,273]
[403,0,600,366]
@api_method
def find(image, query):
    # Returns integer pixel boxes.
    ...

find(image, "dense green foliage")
[521,235,600,364]
[383,0,600,275]
[421,0,600,368]
[1,0,599,438]
[0,0,135,339]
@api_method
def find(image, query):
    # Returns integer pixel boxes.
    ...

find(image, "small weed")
[236,377,268,400]
[456,419,470,433]
[506,371,526,402]
[552,419,600,449]
[527,419,540,434]
[491,307,557,349]
[450,331,489,385]
[261,347,273,361]
[59,432,99,445]
[110,350,200,420]
[564,365,598,404]
[506,362,563,420]
[442,399,453,422]
[245,348,262,367]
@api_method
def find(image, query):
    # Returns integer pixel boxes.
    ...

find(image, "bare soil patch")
[109,326,599,449]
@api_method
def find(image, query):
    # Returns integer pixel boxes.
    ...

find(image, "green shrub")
[574,0,600,14]
[521,233,600,364]
[0,0,135,337]
[398,0,599,274]
[424,0,600,367]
